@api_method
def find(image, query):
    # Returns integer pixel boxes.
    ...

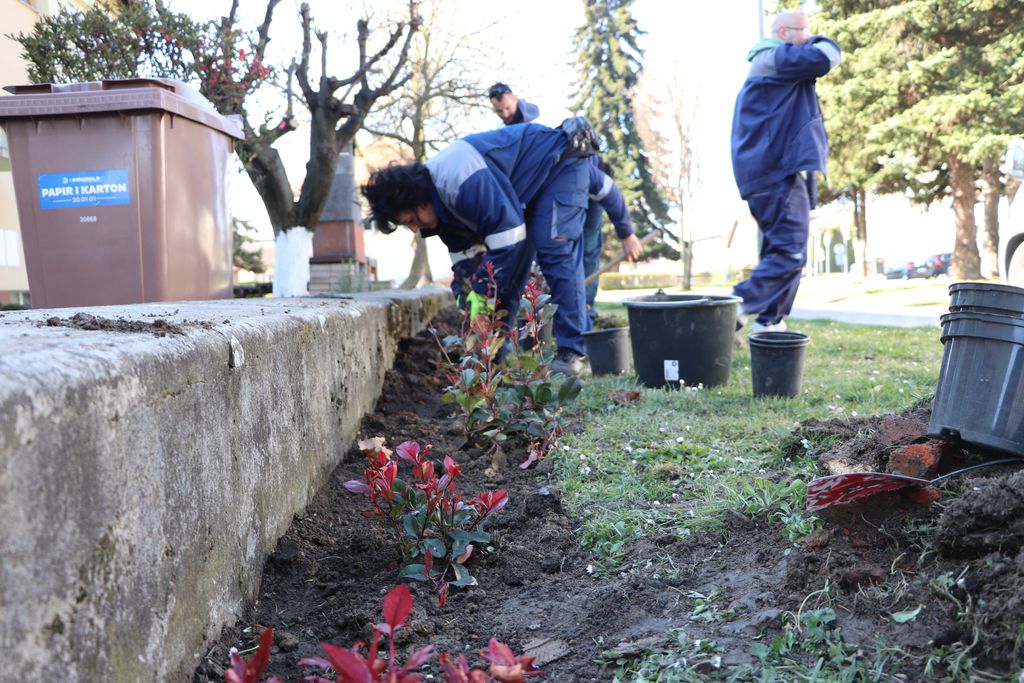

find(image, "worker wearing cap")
[362,120,599,377]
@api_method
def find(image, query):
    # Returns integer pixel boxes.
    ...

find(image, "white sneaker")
[751,320,787,333]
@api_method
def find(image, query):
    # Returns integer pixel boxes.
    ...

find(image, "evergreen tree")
[815,0,1024,279]
[573,0,673,258]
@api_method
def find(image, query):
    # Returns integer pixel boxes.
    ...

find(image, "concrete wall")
[0,288,449,681]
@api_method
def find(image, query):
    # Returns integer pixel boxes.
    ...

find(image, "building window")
[0,130,8,160]
[0,230,21,268]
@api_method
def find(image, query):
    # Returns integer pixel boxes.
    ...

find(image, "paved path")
[788,306,942,328]
[596,288,945,328]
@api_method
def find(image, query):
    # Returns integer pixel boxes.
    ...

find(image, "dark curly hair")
[360,163,434,233]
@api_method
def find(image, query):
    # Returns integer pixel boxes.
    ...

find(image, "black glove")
[557,117,600,161]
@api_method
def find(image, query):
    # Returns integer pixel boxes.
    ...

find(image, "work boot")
[734,314,748,348]
[549,349,592,378]
[751,319,787,333]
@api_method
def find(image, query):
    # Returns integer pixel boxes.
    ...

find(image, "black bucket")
[929,311,1024,456]
[748,331,810,398]
[583,326,631,375]
[623,291,741,388]
[948,282,1024,318]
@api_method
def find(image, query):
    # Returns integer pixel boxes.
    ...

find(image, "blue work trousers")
[733,174,809,325]
[582,199,604,329]
[501,157,589,356]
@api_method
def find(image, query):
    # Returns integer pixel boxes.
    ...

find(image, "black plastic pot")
[929,311,1024,456]
[947,282,1024,318]
[748,331,810,398]
[623,291,741,388]
[583,326,631,375]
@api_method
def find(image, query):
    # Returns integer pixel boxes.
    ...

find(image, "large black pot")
[623,291,741,388]
[929,311,1024,456]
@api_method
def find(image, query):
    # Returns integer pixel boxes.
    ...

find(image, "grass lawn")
[555,315,949,680]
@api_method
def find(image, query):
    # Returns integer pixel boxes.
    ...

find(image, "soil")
[41,311,216,336]
[194,308,1024,682]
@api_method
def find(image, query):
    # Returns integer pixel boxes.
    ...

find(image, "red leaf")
[226,626,274,683]
[483,638,516,666]
[344,480,373,494]
[396,440,422,464]
[444,455,462,478]
[401,644,437,672]
[321,644,374,683]
[382,584,414,633]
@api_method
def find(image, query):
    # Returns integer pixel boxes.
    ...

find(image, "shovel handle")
[584,230,662,286]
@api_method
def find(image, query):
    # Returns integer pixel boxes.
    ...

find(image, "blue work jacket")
[731,35,842,198]
[423,123,569,295]
[588,157,634,239]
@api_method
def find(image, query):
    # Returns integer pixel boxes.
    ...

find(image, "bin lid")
[0,78,243,140]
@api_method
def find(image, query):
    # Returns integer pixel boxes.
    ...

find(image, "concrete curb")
[0,288,450,680]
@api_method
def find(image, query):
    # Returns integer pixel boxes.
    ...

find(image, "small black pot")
[583,326,631,375]
[748,331,810,398]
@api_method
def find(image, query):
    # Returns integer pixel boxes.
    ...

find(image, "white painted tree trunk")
[272,227,313,297]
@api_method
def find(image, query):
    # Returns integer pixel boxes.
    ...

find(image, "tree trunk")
[981,159,1002,279]
[272,227,313,297]
[852,186,869,278]
[401,233,433,289]
[947,154,982,279]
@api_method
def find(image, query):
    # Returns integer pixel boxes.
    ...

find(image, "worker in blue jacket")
[730,11,842,333]
[486,84,642,326]
[361,120,599,377]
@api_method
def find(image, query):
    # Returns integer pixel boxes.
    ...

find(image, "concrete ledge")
[0,288,450,681]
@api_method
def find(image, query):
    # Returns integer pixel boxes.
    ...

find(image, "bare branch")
[318,29,328,88]
[254,0,281,62]
[296,3,317,108]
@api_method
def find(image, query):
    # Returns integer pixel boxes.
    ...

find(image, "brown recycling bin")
[0,78,243,308]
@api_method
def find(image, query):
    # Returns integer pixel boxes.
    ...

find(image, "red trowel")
[806,458,1024,512]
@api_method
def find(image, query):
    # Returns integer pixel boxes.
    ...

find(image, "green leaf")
[420,538,447,559]
[890,605,923,623]
[558,376,582,403]
[451,529,490,544]
[402,509,425,540]
[400,564,427,581]
[450,562,478,588]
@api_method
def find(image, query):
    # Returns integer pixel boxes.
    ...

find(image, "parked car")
[884,260,930,280]
[884,253,951,280]
[999,138,1024,286]
[924,253,951,277]
[1001,196,1024,286]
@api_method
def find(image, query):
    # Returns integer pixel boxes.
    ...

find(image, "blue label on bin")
[37,169,130,210]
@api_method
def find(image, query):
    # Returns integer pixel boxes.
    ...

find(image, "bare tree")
[15,0,421,295]
[360,0,490,289]
[635,68,699,286]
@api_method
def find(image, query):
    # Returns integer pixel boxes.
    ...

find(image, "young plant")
[300,584,541,683]
[436,266,581,467]
[225,626,282,683]
[344,439,508,606]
